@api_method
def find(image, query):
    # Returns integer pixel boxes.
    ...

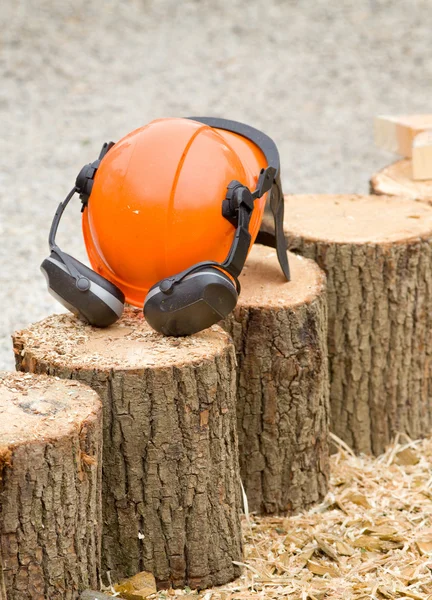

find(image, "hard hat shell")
[82,118,268,307]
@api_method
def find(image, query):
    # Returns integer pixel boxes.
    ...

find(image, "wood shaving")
[149,434,432,600]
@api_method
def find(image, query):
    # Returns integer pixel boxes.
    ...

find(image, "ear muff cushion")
[41,251,125,327]
[144,267,238,336]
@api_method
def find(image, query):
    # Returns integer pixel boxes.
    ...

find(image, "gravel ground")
[1,0,431,370]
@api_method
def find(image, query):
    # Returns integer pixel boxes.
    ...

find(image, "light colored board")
[412,130,432,180]
[374,114,432,157]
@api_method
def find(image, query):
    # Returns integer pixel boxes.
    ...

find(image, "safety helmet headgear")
[41,117,289,335]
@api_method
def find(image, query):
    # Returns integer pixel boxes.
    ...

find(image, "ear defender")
[41,250,125,327]
[41,141,125,328]
[142,117,290,337]
[42,119,289,336]
[144,266,238,336]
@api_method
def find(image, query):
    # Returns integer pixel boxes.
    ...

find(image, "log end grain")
[0,371,100,447]
[0,371,102,600]
[370,159,432,201]
[224,245,329,515]
[13,308,231,373]
[281,193,432,245]
[240,244,326,309]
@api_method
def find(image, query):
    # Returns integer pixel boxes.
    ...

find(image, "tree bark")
[261,194,432,456]
[0,371,102,600]
[13,310,242,590]
[370,158,432,202]
[222,245,330,515]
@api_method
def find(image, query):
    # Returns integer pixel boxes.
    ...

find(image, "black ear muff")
[41,251,125,327]
[143,267,238,336]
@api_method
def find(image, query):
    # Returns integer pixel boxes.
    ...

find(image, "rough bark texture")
[370,158,432,202]
[262,194,432,455]
[0,561,5,600]
[222,245,330,515]
[13,310,242,590]
[0,371,102,600]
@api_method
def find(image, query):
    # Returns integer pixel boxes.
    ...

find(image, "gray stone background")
[1,0,431,370]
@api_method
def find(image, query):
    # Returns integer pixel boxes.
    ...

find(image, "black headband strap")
[187,117,280,178]
[49,186,77,249]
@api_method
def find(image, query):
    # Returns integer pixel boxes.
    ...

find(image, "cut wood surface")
[223,245,329,515]
[374,114,432,157]
[0,371,102,600]
[370,159,432,201]
[13,310,242,590]
[261,194,432,455]
[412,130,432,180]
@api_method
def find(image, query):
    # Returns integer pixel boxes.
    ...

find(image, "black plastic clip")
[222,180,254,226]
[76,141,115,212]
[252,166,276,200]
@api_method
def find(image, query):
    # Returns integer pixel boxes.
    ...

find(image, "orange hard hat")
[82,117,269,307]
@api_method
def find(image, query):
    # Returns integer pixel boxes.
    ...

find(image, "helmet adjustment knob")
[75,142,114,212]
[222,181,254,226]
[76,162,99,210]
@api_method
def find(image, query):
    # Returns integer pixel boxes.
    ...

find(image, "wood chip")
[395,447,420,466]
[416,539,432,556]
[114,571,156,599]
[307,560,339,577]
[335,540,355,556]
[314,536,339,562]
[147,436,432,600]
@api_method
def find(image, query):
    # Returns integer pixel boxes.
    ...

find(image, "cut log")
[370,158,432,201]
[222,245,329,515]
[0,371,102,600]
[13,309,242,590]
[261,194,432,455]
[374,114,432,157]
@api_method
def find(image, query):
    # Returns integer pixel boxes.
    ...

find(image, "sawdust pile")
[153,433,432,600]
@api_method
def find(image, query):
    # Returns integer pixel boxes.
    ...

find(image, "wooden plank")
[412,130,432,180]
[374,114,432,157]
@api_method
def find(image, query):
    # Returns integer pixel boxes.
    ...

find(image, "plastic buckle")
[223,181,254,226]
[99,141,114,160]
[252,166,276,200]
[78,142,115,212]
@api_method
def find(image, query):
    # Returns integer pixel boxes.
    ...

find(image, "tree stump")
[13,309,242,590]
[222,245,329,515]
[370,159,432,202]
[262,194,432,456]
[0,371,102,600]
